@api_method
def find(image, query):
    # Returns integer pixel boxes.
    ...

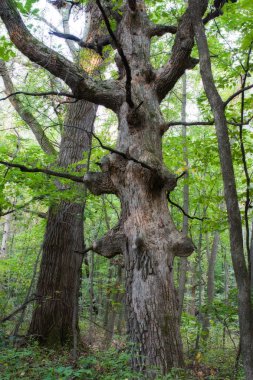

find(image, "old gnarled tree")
[0,0,203,374]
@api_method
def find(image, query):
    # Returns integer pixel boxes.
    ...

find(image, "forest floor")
[0,334,244,380]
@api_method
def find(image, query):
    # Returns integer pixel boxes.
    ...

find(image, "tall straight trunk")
[28,100,96,345]
[178,73,189,317]
[202,231,219,340]
[0,213,11,258]
[189,2,253,377]
[195,218,203,351]
[103,265,124,346]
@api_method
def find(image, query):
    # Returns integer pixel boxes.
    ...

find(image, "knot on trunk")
[172,235,194,257]
[132,233,156,280]
[93,225,125,258]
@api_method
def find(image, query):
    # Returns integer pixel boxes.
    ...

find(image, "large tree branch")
[148,23,177,38]
[96,0,134,108]
[0,0,123,110]
[155,9,199,101]
[224,84,253,108]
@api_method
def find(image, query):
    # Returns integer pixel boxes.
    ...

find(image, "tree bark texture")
[28,100,96,345]
[0,0,199,373]
[189,1,253,377]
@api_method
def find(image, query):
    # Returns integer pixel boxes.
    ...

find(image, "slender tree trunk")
[178,73,189,317]
[250,222,253,292]
[28,100,96,346]
[202,231,220,340]
[104,265,124,347]
[189,2,253,377]
[195,219,203,351]
[0,214,11,258]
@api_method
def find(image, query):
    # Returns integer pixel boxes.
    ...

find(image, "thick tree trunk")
[86,83,194,374]
[28,100,96,345]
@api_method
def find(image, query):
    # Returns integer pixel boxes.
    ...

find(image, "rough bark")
[28,100,96,346]
[189,1,253,378]
[1,0,198,373]
[27,1,105,346]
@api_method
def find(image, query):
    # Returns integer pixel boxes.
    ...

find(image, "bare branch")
[148,23,177,38]
[162,118,253,133]
[155,9,199,101]
[0,160,85,183]
[0,195,46,218]
[0,90,74,102]
[0,296,37,323]
[224,84,253,108]
[49,31,111,55]
[167,193,207,221]
[162,120,214,133]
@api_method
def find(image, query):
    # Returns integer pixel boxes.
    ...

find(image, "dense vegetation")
[0,0,252,379]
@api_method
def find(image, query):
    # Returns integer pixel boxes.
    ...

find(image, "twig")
[0,195,46,217]
[0,90,75,102]
[167,193,206,221]
[224,84,253,108]
[75,246,93,255]
[91,132,155,172]
[0,296,37,324]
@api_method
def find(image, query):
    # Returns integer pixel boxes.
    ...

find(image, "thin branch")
[224,84,253,108]
[75,246,93,255]
[0,296,37,324]
[0,195,46,217]
[163,118,253,133]
[96,0,134,107]
[0,160,85,183]
[92,132,155,172]
[167,193,206,221]
[49,31,111,55]
[0,91,75,102]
